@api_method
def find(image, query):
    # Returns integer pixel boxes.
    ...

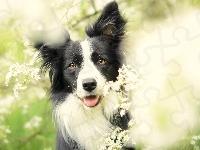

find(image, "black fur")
[90,37,122,81]
[86,1,126,41]
[34,1,134,150]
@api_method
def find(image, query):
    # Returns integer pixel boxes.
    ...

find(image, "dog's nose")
[82,78,97,92]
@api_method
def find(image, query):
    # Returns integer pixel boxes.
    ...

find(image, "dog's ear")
[33,29,70,84]
[35,43,64,73]
[86,1,126,41]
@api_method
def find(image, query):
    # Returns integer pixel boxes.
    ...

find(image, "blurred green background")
[0,0,200,149]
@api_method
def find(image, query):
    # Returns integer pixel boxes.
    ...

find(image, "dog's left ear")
[86,1,126,41]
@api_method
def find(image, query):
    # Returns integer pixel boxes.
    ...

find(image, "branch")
[70,0,124,29]
[71,10,100,28]
[16,119,52,149]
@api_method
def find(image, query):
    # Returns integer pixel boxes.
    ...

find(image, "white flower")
[5,62,41,97]
[3,139,9,144]
[128,119,137,127]
[110,81,120,91]
[101,64,140,149]
[22,104,29,114]
[120,109,126,117]
[99,127,130,150]
[191,140,196,145]
[121,97,128,103]
[103,84,111,96]
[13,83,27,97]
[24,122,31,129]
[24,116,42,130]
[5,129,11,134]
[125,83,135,91]
[29,68,41,80]
[193,136,199,140]
[44,148,52,150]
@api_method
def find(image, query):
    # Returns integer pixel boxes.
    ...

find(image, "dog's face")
[62,37,122,107]
[35,1,126,107]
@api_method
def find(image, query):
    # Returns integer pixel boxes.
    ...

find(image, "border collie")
[35,1,134,150]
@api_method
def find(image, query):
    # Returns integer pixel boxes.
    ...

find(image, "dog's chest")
[56,94,118,150]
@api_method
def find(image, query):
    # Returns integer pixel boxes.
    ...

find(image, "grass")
[1,97,55,150]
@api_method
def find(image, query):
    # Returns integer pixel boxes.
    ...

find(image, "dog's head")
[35,1,126,107]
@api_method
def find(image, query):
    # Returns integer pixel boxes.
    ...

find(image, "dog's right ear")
[33,29,70,83]
[33,30,70,71]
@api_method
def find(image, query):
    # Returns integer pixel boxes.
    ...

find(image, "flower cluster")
[24,116,42,130]
[100,64,140,149]
[44,148,52,150]
[103,64,140,117]
[0,125,11,144]
[99,127,130,150]
[5,63,41,97]
[191,135,200,150]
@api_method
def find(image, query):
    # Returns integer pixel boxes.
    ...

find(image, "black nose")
[82,78,97,92]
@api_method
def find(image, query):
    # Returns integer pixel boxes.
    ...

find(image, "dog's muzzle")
[80,78,101,107]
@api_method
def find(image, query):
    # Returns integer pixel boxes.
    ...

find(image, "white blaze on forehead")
[80,40,91,56]
[79,39,95,75]
[76,39,106,98]
[80,39,92,66]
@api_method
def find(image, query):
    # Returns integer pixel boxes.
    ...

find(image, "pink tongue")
[83,96,99,107]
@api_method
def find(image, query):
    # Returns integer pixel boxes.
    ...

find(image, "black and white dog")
[35,1,134,150]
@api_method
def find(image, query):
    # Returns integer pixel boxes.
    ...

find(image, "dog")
[34,1,134,150]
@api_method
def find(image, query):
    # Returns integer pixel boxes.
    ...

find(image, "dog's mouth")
[81,95,101,107]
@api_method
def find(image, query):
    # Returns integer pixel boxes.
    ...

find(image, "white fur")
[55,39,120,150]
[76,40,106,98]
[56,92,118,150]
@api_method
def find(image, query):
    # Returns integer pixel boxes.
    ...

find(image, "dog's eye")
[98,58,106,65]
[68,62,77,69]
